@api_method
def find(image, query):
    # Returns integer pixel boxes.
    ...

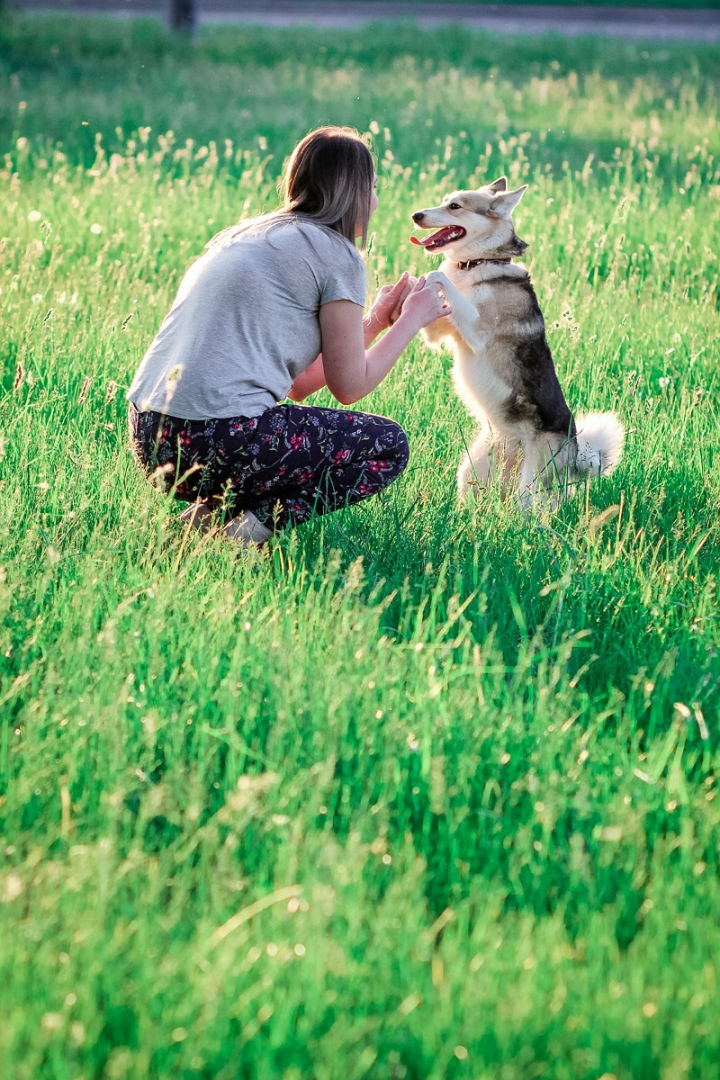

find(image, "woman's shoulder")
[209,214,360,259]
[285,218,363,262]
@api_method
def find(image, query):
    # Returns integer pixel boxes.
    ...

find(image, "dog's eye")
[447,202,461,210]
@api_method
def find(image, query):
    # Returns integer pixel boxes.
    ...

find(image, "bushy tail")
[574,412,625,477]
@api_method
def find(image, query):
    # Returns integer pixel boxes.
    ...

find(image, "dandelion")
[28,210,42,222]
[31,294,43,304]
[2,874,22,902]
[89,223,102,235]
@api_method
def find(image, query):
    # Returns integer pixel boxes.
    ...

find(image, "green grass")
[2,12,720,1080]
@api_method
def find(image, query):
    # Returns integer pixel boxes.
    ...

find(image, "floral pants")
[128,401,410,532]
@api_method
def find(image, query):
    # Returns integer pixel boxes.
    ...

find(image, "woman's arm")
[287,353,326,401]
[362,271,415,346]
[319,276,451,407]
[288,273,417,402]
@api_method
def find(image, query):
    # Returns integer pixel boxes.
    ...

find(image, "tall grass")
[1,14,720,1080]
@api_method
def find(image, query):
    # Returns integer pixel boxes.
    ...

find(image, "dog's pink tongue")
[410,226,459,248]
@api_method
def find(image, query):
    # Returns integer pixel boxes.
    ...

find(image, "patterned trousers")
[128,401,410,532]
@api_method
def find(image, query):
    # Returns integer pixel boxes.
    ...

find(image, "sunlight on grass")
[0,14,719,1080]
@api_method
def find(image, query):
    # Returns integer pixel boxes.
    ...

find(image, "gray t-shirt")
[126,216,366,420]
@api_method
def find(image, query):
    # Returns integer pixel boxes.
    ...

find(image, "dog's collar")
[456,257,513,271]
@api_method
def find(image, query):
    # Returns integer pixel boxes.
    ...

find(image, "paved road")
[14,1,720,41]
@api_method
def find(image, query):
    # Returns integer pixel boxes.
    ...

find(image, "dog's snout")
[412,210,425,223]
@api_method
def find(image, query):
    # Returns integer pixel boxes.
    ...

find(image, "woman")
[127,126,451,546]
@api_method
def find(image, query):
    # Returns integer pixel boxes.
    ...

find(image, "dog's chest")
[456,277,510,336]
[446,272,522,422]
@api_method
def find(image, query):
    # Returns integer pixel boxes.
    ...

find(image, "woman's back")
[127,217,365,421]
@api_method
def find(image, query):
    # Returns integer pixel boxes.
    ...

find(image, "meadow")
[1,12,720,1079]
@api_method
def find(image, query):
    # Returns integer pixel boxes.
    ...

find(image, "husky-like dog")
[411,177,624,506]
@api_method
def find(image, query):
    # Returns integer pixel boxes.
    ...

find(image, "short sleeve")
[319,242,366,308]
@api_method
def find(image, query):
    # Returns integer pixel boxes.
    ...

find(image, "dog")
[410,177,624,507]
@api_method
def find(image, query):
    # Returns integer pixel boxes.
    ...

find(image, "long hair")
[279,126,375,248]
[208,127,375,251]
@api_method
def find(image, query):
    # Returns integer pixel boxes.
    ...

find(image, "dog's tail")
[574,412,625,477]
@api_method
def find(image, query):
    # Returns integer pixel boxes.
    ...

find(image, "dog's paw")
[424,270,451,291]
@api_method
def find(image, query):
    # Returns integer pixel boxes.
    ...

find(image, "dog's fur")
[411,177,624,506]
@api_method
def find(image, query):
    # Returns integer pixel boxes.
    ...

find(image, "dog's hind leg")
[517,434,574,511]
[458,430,493,499]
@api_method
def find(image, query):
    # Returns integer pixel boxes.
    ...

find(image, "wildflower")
[31,294,43,303]
[89,223,102,235]
[28,210,42,222]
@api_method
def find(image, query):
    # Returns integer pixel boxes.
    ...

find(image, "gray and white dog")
[411,177,624,506]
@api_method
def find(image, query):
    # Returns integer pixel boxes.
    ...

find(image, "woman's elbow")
[331,390,360,407]
[326,381,359,407]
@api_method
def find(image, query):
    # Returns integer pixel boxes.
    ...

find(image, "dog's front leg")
[421,315,452,348]
[424,271,480,346]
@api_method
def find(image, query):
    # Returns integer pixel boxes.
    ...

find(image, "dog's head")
[411,176,528,262]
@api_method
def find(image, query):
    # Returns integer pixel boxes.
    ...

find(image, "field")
[2,12,720,1080]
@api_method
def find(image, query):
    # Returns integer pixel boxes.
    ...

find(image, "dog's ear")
[484,176,508,194]
[491,184,528,216]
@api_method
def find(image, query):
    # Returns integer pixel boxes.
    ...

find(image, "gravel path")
[14,1,720,41]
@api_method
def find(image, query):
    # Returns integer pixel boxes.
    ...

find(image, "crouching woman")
[126,126,451,546]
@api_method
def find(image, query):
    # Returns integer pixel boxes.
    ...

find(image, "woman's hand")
[364,271,414,341]
[388,275,417,325]
[397,275,452,332]
[319,275,453,407]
